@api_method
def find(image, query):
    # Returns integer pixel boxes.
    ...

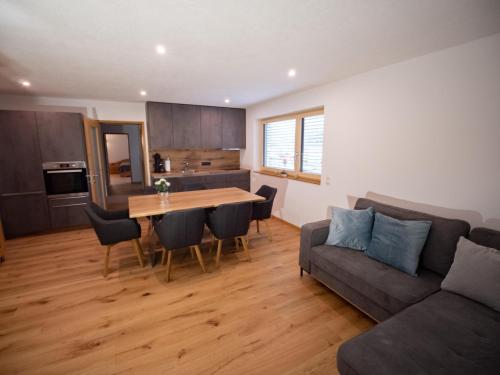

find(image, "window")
[261,109,324,183]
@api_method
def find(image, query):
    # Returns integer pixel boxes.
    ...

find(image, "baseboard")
[271,215,301,230]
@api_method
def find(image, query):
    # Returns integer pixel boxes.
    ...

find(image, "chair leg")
[235,237,240,251]
[165,250,173,282]
[239,236,251,261]
[103,245,111,277]
[193,245,206,273]
[190,247,195,259]
[256,220,260,233]
[161,249,167,265]
[215,239,223,268]
[131,239,145,267]
[208,235,215,256]
[264,219,273,242]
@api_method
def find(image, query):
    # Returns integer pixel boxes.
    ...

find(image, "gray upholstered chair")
[207,202,252,267]
[251,185,277,240]
[154,208,207,282]
[84,202,145,276]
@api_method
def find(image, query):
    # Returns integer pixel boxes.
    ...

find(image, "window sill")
[253,170,321,185]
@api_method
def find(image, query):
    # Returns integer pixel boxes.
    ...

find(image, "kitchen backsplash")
[149,149,240,171]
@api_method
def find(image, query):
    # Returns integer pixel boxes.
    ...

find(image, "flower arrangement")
[154,178,171,193]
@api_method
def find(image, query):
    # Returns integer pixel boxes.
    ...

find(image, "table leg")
[147,217,157,267]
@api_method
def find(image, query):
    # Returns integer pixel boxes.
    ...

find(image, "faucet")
[182,160,190,172]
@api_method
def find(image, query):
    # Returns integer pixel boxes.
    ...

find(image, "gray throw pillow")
[325,207,374,250]
[365,213,432,276]
[441,236,500,313]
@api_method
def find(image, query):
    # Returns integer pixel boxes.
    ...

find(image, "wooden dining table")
[128,187,265,266]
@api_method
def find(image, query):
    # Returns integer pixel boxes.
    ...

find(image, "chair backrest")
[207,202,252,239]
[143,186,157,195]
[252,185,277,220]
[256,185,278,201]
[84,203,139,245]
[155,208,206,250]
[183,182,206,192]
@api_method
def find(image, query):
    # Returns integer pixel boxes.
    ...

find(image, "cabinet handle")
[1,191,45,197]
[51,203,87,208]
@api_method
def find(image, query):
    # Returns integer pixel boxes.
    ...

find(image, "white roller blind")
[263,118,296,170]
[301,114,324,174]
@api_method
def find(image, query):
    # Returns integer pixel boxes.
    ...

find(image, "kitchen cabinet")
[146,102,245,150]
[147,102,173,150]
[200,106,222,148]
[36,112,86,162]
[152,170,250,192]
[0,192,50,238]
[48,196,89,229]
[172,104,201,149]
[222,108,246,149]
[0,110,46,194]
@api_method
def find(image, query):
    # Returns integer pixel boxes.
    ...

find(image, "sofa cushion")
[469,227,500,250]
[310,245,442,316]
[366,213,431,276]
[337,291,500,375]
[355,198,470,276]
[325,207,374,250]
[442,236,500,313]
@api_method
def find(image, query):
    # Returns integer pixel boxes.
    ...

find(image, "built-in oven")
[42,161,89,197]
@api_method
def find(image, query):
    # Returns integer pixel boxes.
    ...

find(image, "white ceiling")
[1,0,500,107]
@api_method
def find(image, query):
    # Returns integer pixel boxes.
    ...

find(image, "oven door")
[43,168,89,196]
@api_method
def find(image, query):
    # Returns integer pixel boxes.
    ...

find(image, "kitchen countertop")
[151,168,249,179]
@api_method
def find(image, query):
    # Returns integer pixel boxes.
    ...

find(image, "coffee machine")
[153,153,165,173]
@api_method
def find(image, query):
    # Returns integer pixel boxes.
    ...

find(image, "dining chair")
[207,202,253,267]
[84,202,145,277]
[251,185,278,241]
[154,208,207,282]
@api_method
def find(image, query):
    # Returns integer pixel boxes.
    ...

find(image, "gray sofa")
[299,199,500,374]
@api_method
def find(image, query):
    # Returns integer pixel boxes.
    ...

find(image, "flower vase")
[158,191,169,204]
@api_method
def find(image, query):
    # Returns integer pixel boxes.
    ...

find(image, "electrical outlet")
[201,161,211,166]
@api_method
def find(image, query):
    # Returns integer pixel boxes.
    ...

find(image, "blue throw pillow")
[325,207,374,250]
[366,213,432,276]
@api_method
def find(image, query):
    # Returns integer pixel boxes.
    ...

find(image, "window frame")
[259,107,324,184]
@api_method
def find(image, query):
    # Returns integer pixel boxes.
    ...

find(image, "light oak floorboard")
[0,218,374,374]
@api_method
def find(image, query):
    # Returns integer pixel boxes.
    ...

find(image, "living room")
[0,1,499,374]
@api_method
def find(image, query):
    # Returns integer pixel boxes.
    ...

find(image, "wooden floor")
[0,218,374,375]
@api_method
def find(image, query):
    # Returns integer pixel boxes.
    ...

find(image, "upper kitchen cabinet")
[36,112,86,162]
[200,106,222,149]
[222,108,246,149]
[172,104,201,149]
[147,102,173,150]
[0,110,45,193]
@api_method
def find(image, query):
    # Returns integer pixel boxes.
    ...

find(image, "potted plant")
[154,178,171,200]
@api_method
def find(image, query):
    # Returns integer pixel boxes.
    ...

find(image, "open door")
[83,116,107,207]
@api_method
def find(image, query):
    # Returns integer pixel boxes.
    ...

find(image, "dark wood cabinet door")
[0,192,49,238]
[222,108,246,149]
[0,110,45,193]
[172,104,201,149]
[36,112,86,162]
[200,106,222,149]
[48,196,89,229]
[147,102,173,150]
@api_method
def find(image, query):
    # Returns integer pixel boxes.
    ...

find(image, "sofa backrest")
[355,198,470,276]
[469,227,500,250]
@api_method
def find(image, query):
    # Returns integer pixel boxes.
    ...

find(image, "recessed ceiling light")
[156,45,166,55]
[140,90,147,96]
[20,80,31,87]
[224,98,230,104]
[288,69,296,77]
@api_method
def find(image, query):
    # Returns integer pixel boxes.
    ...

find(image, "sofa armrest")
[299,219,331,273]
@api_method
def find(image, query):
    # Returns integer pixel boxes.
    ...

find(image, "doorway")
[105,133,132,191]
[101,122,146,209]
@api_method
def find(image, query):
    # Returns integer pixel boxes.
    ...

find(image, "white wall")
[105,134,129,163]
[243,33,500,230]
[0,94,150,183]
